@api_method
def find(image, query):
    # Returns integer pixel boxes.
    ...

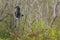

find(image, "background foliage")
[0,0,60,40]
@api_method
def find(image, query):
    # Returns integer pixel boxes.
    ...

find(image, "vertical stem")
[16,18,20,31]
[50,0,57,26]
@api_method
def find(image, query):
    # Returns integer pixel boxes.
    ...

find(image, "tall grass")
[0,18,60,40]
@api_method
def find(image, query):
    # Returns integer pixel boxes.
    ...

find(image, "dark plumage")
[15,6,20,18]
[15,6,24,18]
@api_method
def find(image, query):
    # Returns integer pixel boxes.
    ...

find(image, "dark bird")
[15,6,23,18]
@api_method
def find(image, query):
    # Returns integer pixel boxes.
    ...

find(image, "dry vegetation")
[0,0,60,40]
